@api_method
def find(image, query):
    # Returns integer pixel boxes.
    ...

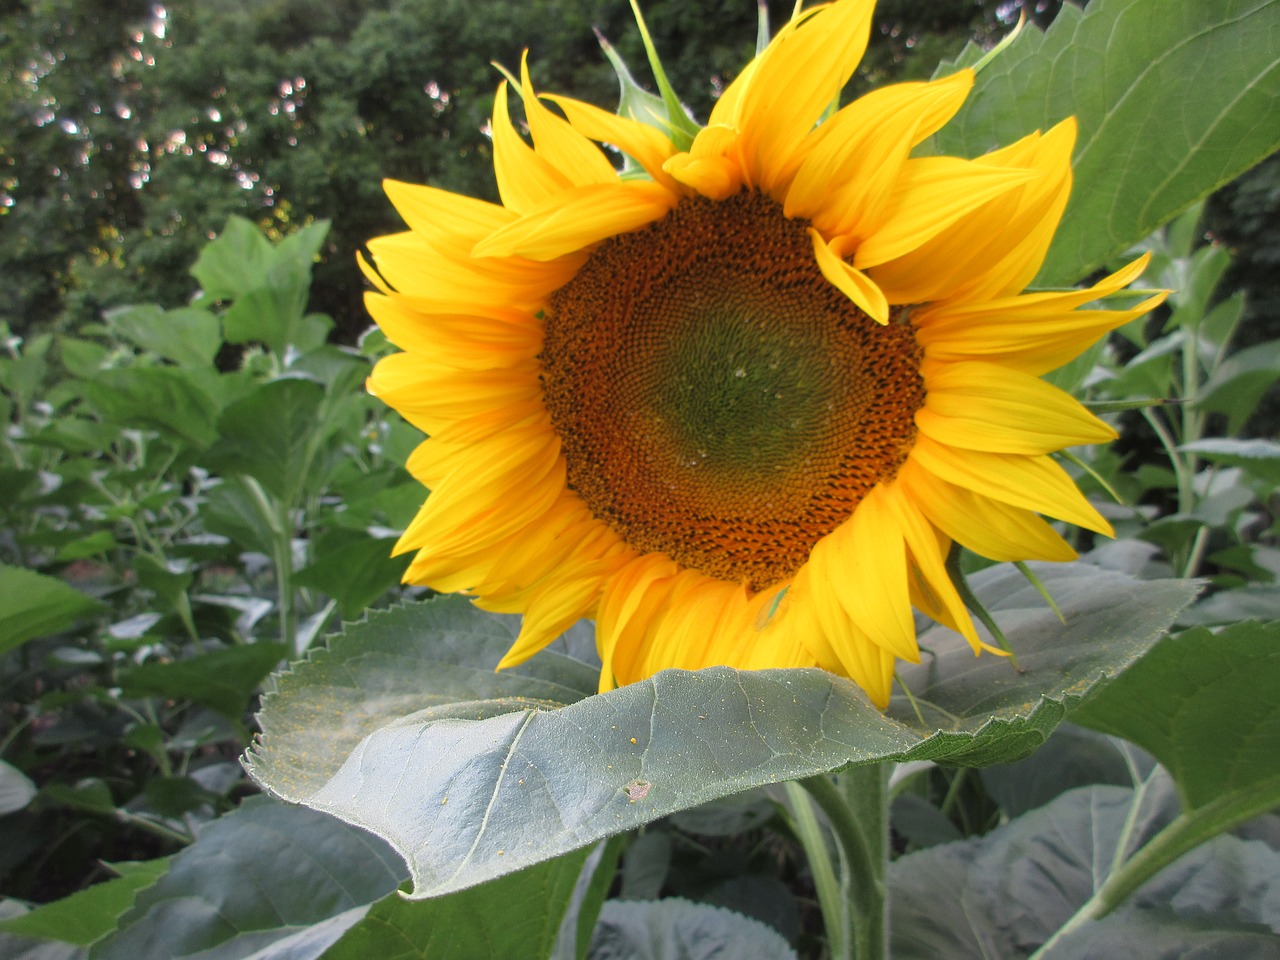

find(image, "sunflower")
[364,0,1164,708]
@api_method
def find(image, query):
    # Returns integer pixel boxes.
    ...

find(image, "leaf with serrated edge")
[0,859,169,947]
[246,565,1195,898]
[934,0,1280,286]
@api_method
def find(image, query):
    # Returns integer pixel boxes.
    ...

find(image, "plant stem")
[783,781,850,960]
[242,476,296,652]
[1029,776,1280,959]
[803,763,890,960]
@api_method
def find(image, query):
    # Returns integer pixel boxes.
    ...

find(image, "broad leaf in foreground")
[0,861,169,947]
[321,848,595,960]
[887,564,1202,765]
[1072,620,1280,810]
[247,564,1194,898]
[889,778,1280,960]
[934,0,1280,286]
[92,796,406,960]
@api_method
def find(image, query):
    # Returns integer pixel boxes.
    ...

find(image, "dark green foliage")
[1,0,1069,339]
[0,221,413,909]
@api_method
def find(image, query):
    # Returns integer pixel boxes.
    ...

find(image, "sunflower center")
[540,191,924,590]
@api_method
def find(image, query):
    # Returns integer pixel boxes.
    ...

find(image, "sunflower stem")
[782,781,850,960]
[1028,777,1280,959]
[802,764,890,960]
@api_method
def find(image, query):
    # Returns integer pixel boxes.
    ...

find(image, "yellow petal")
[812,487,919,662]
[914,255,1166,374]
[917,360,1117,454]
[632,573,738,674]
[853,159,1040,269]
[732,0,875,191]
[663,124,743,200]
[909,435,1113,536]
[367,353,542,434]
[367,231,580,307]
[899,460,1077,562]
[496,552,625,669]
[365,294,540,364]
[869,120,1075,304]
[951,118,1077,302]
[492,80,573,215]
[472,180,676,261]
[544,93,681,190]
[596,554,679,690]
[517,53,619,187]
[396,427,564,557]
[786,69,973,236]
[809,230,889,323]
[878,481,983,652]
[383,179,516,248]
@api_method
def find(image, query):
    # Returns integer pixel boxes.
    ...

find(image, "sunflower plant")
[238,0,1279,957]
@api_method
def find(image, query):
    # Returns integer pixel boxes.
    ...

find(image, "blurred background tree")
[3,0,1094,341]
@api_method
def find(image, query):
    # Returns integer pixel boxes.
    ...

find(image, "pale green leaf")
[1181,438,1280,485]
[79,367,221,449]
[190,217,275,300]
[0,565,104,656]
[104,305,221,368]
[206,377,327,505]
[92,796,406,960]
[1196,340,1280,435]
[120,642,288,723]
[890,778,1280,959]
[0,760,37,815]
[247,565,1194,898]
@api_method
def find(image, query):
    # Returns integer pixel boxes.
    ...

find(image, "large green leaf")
[320,848,595,960]
[292,531,410,620]
[979,724,1144,818]
[889,779,1280,959]
[120,642,288,723]
[0,860,169,947]
[886,563,1201,764]
[79,367,221,449]
[588,899,798,960]
[189,217,276,301]
[195,218,331,355]
[205,377,328,505]
[1181,438,1280,486]
[934,0,1280,286]
[104,305,221,369]
[1072,621,1280,810]
[247,565,1194,898]
[0,565,104,656]
[91,796,406,960]
[1197,340,1280,435]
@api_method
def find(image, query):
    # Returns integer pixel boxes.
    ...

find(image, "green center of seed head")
[649,299,838,481]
